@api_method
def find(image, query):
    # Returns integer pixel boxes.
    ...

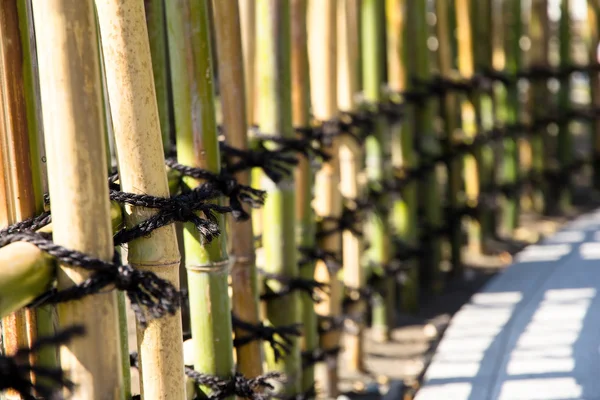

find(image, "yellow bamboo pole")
[212,0,264,379]
[238,0,257,126]
[338,0,365,372]
[308,0,342,396]
[94,1,185,399]
[31,0,125,398]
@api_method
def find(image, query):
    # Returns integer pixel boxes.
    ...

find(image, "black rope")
[259,269,329,304]
[0,231,181,328]
[165,158,266,221]
[232,315,302,362]
[0,326,85,400]
[185,369,283,400]
[297,246,342,274]
[301,347,341,369]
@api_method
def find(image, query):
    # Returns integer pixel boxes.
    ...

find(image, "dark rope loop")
[259,269,329,304]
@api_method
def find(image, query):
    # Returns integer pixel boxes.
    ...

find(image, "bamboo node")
[186,258,232,274]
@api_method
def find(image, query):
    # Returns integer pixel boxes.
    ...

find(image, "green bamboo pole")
[95,1,185,399]
[32,1,125,398]
[497,0,522,234]
[406,0,443,293]
[291,0,318,391]
[434,0,463,277]
[238,0,256,125]
[468,0,497,249]
[361,0,397,342]
[386,0,420,311]
[0,0,58,390]
[587,0,600,190]
[308,0,343,395]
[558,0,573,212]
[144,0,172,154]
[165,0,235,397]
[256,0,301,395]
[529,0,550,214]
[212,0,263,380]
[338,0,366,372]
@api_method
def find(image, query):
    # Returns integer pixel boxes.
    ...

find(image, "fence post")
[558,0,573,212]
[256,0,302,395]
[32,1,125,398]
[338,0,366,372]
[291,0,318,391]
[587,0,600,191]
[213,0,264,380]
[95,1,186,398]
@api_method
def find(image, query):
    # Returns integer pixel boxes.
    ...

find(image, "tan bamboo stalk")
[338,0,366,372]
[0,1,57,388]
[434,0,463,276]
[557,0,572,212]
[386,0,420,309]
[32,1,125,398]
[256,0,302,395]
[239,0,257,125]
[455,0,483,254]
[308,0,342,396]
[212,0,263,379]
[94,1,185,399]
[291,0,318,391]
[588,0,600,190]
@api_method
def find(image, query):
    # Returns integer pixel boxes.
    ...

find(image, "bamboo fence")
[2,1,600,399]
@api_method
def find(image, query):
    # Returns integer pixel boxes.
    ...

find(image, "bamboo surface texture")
[32,1,125,398]
[95,1,185,399]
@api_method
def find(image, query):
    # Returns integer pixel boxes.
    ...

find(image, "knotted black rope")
[0,211,52,235]
[0,326,85,400]
[297,246,342,274]
[0,231,180,328]
[165,158,266,221]
[111,184,231,245]
[317,315,346,335]
[232,315,302,362]
[316,206,363,239]
[301,347,341,369]
[259,269,329,304]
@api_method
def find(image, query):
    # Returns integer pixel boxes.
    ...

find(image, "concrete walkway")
[415,209,600,400]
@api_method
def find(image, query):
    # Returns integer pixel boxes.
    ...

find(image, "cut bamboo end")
[0,242,53,319]
[32,0,125,397]
[95,1,185,398]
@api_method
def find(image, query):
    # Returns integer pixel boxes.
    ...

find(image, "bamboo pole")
[434,0,463,277]
[361,0,397,341]
[94,1,185,399]
[529,0,550,214]
[165,0,235,397]
[558,0,573,212]
[144,0,172,154]
[455,0,484,254]
[308,0,343,396]
[256,0,301,395]
[0,1,58,391]
[386,0,420,310]
[32,1,125,398]
[291,0,318,391]
[239,0,256,126]
[587,0,600,190]
[212,0,263,380]
[497,0,522,234]
[338,0,366,372]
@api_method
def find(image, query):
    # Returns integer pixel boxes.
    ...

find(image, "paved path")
[415,209,600,400]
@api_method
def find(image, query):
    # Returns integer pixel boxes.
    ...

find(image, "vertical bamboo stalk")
[95,1,185,399]
[530,0,550,213]
[212,0,263,380]
[587,0,600,190]
[239,0,256,126]
[291,0,318,391]
[455,0,484,254]
[387,0,420,309]
[558,0,573,211]
[308,0,342,396]
[362,0,396,341]
[498,0,522,234]
[0,0,58,392]
[256,0,301,395]
[32,1,125,398]
[144,0,172,154]
[338,0,366,372]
